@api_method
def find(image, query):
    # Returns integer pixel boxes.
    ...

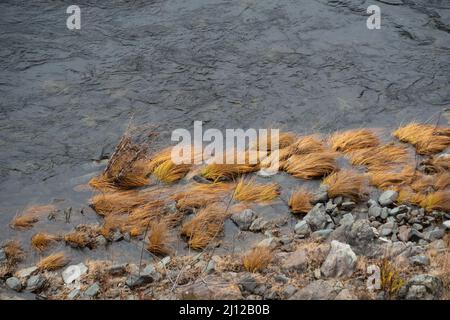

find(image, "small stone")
[6,277,22,291]
[26,275,45,292]
[367,199,378,207]
[257,237,279,249]
[400,274,443,300]
[274,274,290,283]
[249,217,269,232]
[409,255,430,267]
[62,263,88,284]
[106,263,128,276]
[283,285,298,298]
[231,209,256,231]
[123,233,131,242]
[94,235,108,246]
[412,223,423,231]
[409,229,424,242]
[282,249,308,271]
[68,289,80,300]
[110,230,123,242]
[340,213,354,227]
[126,265,161,289]
[340,201,356,211]
[205,260,216,274]
[321,241,357,278]
[279,235,293,245]
[159,256,171,267]
[312,185,329,204]
[335,288,357,300]
[425,229,445,241]
[239,274,258,293]
[443,220,450,229]
[0,249,6,263]
[379,222,396,237]
[380,208,389,220]
[84,283,100,297]
[325,200,337,213]
[378,190,398,206]
[389,205,408,216]
[15,266,38,279]
[368,205,381,218]
[304,203,329,231]
[289,280,338,300]
[294,220,311,236]
[311,229,334,240]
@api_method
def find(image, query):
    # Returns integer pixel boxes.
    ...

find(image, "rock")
[312,185,328,204]
[340,201,356,211]
[311,229,334,240]
[335,288,357,300]
[427,240,446,250]
[231,209,256,231]
[256,237,279,249]
[94,235,108,246]
[368,205,381,218]
[399,274,443,300]
[443,220,450,230]
[159,256,171,267]
[425,229,445,241]
[6,277,22,291]
[367,199,378,207]
[380,207,389,219]
[412,223,423,231]
[0,249,6,263]
[106,263,128,276]
[379,221,396,237]
[279,235,293,245]
[289,280,339,300]
[378,190,398,206]
[15,266,38,279]
[182,276,243,299]
[325,200,337,213]
[67,289,80,300]
[126,265,161,289]
[26,275,45,292]
[282,249,308,271]
[347,219,377,255]
[333,197,343,206]
[249,217,269,232]
[409,255,430,266]
[390,205,408,216]
[205,259,216,274]
[110,230,123,242]
[84,283,100,297]
[398,225,411,242]
[123,233,131,242]
[62,263,88,284]
[321,241,357,278]
[409,229,425,242]
[304,203,329,231]
[283,285,298,298]
[340,213,354,227]
[274,274,290,283]
[294,220,311,236]
[238,274,259,293]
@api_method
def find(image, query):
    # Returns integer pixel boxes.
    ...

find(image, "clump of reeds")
[292,135,325,154]
[31,233,61,252]
[146,220,171,255]
[330,129,379,153]
[322,170,367,201]
[396,187,425,206]
[64,230,93,249]
[2,240,25,265]
[349,144,409,171]
[283,152,338,179]
[434,172,450,190]
[420,190,450,212]
[368,166,415,190]
[421,154,450,174]
[251,131,297,151]
[37,252,70,271]
[233,178,280,202]
[288,188,313,214]
[242,247,273,273]
[181,203,227,250]
[10,204,56,230]
[393,122,450,155]
[90,189,157,216]
[173,182,235,211]
[153,160,192,184]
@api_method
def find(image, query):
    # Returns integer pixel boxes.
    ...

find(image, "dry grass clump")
[31,233,61,252]
[2,240,25,265]
[419,190,450,212]
[242,247,273,273]
[173,182,235,211]
[291,135,325,154]
[393,123,450,155]
[322,170,367,201]
[64,230,94,249]
[37,252,70,271]
[10,204,56,230]
[288,188,313,214]
[434,172,450,190]
[368,166,416,190]
[377,258,405,300]
[330,129,379,153]
[396,188,426,206]
[181,203,228,250]
[349,144,409,171]
[283,152,338,179]
[421,154,450,174]
[202,161,260,182]
[233,178,280,202]
[153,160,192,184]
[146,220,172,255]
[251,131,297,151]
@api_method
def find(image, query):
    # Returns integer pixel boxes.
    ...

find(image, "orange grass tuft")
[322,170,367,201]
[173,182,235,211]
[2,240,25,265]
[64,231,93,248]
[31,233,60,252]
[153,160,192,184]
[368,166,416,190]
[393,123,450,155]
[37,252,70,271]
[283,152,338,179]
[349,144,409,171]
[251,131,297,151]
[146,220,172,255]
[288,189,313,214]
[396,188,426,206]
[421,155,450,173]
[434,172,450,190]
[420,190,450,212]
[330,129,379,153]
[243,247,273,273]
[10,204,56,230]
[234,178,280,202]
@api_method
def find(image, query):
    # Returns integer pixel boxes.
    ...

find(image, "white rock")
[62,263,88,284]
[321,240,357,278]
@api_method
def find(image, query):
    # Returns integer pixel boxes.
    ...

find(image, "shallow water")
[1,0,450,265]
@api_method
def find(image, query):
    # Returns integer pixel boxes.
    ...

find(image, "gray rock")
[347,219,377,255]
[311,229,334,240]
[95,235,108,246]
[367,199,378,207]
[378,190,398,206]
[412,223,423,231]
[368,205,381,218]
[231,209,256,231]
[159,256,171,267]
[340,201,356,211]
[380,207,389,219]
[325,200,337,213]
[443,220,450,230]
[333,197,343,206]
[379,221,396,237]
[390,205,408,216]
[239,274,259,293]
[110,230,123,242]
[274,274,290,283]
[294,220,311,236]
[26,275,45,292]
[0,249,6,263]
[126,265,160,289]
[340,213,354,227]
[321,241,357,278]
[304,203,328,231]
[399,274,443,300]
[283,285,298,298]
[249,217,269,232]
[106,263,128,276]
[256,237,279,249]
[84,283,100,297]
[282,249,308,271]
[6,277,22,291]
[205,259,216,274]
[312,185,329,204]
[289,280,339,300]
[67,289,80,300]
[15,266,38,279]
[425,229,445,241]
[334,288,357,300]
[409,255,430,267]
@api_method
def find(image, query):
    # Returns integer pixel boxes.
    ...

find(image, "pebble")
[380,207,389,220]
[26,275,45,292]
[231,209,256,231]
[378,190,398,206]
[0,249,6,263]
[15,266,38,279]
[443,220,450,229]
[409,255,430,267]
[340,201,356,211]
[249,217,269,232]
[340,213,354,227]
[62,263,88,284]
[6,277,22,291]
[84,283,100,297]
[311,229,334,240]
[68,289,80,300]
[294,220,311,236]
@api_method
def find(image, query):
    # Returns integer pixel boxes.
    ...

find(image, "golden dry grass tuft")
[153,160,192,184]
[330,129,379,153]
[2,240,25,265]
[31,233,60,252]
[10,204,56,230]
[434,171,450,190]
[368,166,416,190]
[419,190,450,212]
[37,252,70,271]
[242,247,273,273]
[251,131,297,151]
[292,135,325,154]
[396,188,426,206]
[377,258,406,299]
[322,170,367,201]
[421,154,450,173]
[393,122,450,155]
[173,182,235,211]
[288,188,313,214]
[64,231,93,248]
[233,178,280,202]
[146,220,172,255]
[349,144,409,171]
[283,152,338,179]
[181,203,228,250]
[202,160,260,182]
